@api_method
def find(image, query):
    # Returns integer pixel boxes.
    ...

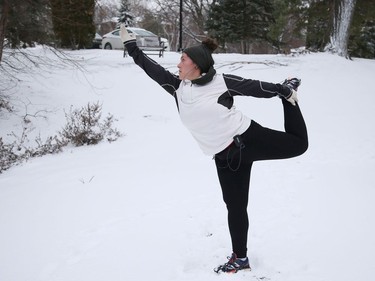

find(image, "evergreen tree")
[206,0,231,49]
[0,0,10,62]
[268,0,307,52]
[348,0,375,58]
[50,0,95,49]
[118,0,134,26]
[207,0,275,54]
[3,0,52,48]
[306,0,333,51]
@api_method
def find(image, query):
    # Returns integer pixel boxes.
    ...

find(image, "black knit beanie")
[183,39,217,73]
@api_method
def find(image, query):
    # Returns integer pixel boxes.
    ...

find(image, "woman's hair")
[202,38,219,53]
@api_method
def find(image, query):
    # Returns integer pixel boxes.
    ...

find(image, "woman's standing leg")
[215,158,253,258]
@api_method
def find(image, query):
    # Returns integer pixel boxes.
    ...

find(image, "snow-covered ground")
[1,47,374,281]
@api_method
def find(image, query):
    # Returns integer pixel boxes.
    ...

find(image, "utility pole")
[178,0,183,51]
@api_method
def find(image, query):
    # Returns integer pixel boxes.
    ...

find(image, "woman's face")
[177,53,200,80]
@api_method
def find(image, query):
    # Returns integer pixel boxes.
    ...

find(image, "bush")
[0,95,13,113]
[0,129,66,173]
[59,102,122,146]
[0,138,19,172]
[0,102,122,173]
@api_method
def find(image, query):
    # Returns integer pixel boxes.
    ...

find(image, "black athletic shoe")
[282,77,301,91]
[214,253,251,274]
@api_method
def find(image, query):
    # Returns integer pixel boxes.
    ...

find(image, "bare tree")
[183,0,211,37]
[152,0,212,50]
[94,1,119,35]
[148,0,181,50]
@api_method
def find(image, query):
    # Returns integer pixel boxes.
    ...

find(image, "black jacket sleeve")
[124,40,181,96]
[223,74,291,98]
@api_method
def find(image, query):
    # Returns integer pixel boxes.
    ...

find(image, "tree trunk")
[0,0,10,63]
[331,0,356,58]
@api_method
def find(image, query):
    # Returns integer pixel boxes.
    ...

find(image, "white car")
[160,37,170,51]
[92,33,102,49]
[102,27,161,50]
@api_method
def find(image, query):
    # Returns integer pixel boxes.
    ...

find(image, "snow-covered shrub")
[0,130,66,173]
[59,102,122,146]
[0,103,122,173]
[0,138,19,173]
[30,135,67,157]
[0,95,13,113]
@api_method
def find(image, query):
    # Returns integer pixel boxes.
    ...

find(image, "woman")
[120,24,308,273]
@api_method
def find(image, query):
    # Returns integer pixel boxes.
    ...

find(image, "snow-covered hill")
[1,47,374,281]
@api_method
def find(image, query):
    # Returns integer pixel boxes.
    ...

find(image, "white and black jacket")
[125,40,292,156]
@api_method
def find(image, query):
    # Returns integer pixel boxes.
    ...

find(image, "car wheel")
[104,43,112,50]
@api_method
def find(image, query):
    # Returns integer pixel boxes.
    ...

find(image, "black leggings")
[214,99,308,258]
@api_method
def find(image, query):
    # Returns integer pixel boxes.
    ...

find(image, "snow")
[1,47,375,281]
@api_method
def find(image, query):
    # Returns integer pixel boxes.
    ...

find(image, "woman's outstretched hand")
[120,24,136,43]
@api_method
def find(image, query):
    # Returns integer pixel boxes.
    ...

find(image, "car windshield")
[132,29,156,37]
